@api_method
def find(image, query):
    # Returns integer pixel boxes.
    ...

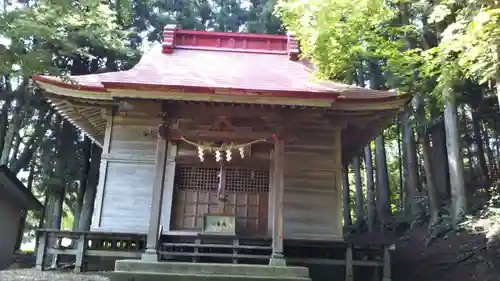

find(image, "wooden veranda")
[35,229,392,281]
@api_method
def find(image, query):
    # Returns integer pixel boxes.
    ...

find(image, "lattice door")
[171,166,269,236]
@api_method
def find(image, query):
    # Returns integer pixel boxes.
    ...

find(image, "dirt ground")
[0,269,110,281]
[392,226,500,281]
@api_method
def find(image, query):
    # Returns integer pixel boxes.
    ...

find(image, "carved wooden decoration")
[209,117,234,132]
[143,112,179,138]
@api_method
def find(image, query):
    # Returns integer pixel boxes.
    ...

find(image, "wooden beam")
[171,129,274,142]
[165,102,326,120]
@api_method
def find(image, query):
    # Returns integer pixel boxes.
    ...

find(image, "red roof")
[32,26,398,102]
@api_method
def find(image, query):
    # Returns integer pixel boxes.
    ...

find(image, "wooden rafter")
[47,96,109,145]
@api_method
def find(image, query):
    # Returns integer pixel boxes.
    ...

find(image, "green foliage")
[420,1,500,94]
[446,8,500,84]
[246,0,284,34]
[1,0,286,248]
[140,0,283,42]
[276,0,422,92]
[0,0,134,79]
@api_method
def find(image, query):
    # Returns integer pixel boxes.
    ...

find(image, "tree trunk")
[429,119,451,200]
[73,137,92,231]
[364,144,376,232]
[496,76,500,111]
[366,60,392,223]
[8,132,20,166]
[52,119,74,230]
[15,160,35,250]
[10,108,50,174]
[482,124,496,176]
[397,120,403,210]
[342,163,352,229]
[78,143,102,231]
[0,96,12,159]
[353,154,365,230]
[44,194,56,228]
[421,135,440,224]
[34,186,48,254]
[0,100,23,165]
[466,141,475,176]
[402,109,419,217]
[443,87,467,226]
[52,191,65,230]
[495,127,500,170]
[471,110,489,181]
[375,135,391,222]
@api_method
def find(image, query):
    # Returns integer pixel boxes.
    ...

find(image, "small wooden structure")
[0,165,42,270]
[32,26,410,280]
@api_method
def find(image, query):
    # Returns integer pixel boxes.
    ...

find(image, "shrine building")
[32,25,409,281]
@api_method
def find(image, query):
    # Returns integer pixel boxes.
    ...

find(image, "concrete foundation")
[111,260,311,281]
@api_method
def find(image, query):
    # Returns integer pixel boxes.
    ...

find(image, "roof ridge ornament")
[287,31,300,61]
[162,24,178,54]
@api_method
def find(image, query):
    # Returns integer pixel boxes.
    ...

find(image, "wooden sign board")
[202,214,236,235]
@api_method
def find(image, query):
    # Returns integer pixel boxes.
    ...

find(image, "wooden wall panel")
[93,112,177,233]
[92,101,344,239]
[107,116,159,162]
[282,129,343,241]
[100,162,155,233]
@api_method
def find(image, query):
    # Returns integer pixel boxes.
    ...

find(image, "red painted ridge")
[162,25,299,58]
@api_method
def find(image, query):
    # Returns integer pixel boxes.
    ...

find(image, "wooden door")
[171,166,269,236]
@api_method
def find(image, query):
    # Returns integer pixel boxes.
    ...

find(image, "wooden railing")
[159,233,272,264]
[284,240,393,281]
[35,229,146,272]
[34,229,392,281]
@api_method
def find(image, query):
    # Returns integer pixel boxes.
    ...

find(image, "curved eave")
[47,96,106,147]
[32,75,406,107]
[340,100,411,162]
[33,74,410,148]
[103,82,341,101]
[33,75,107,94]
[33,77,112,146]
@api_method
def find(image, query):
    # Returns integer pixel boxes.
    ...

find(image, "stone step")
[110,271,311,281]
[115,260,310,278]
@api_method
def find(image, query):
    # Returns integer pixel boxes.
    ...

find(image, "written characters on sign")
[202,214,236,235]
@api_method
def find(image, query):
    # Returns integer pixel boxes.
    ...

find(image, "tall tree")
[364,144,376,232]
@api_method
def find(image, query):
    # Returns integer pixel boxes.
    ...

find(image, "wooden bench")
[35,229,146,272]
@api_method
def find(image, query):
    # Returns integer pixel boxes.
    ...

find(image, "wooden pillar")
[267,149,275,235]
[345,245,353,281]
[161,142,178,232]
[74,233,86,272]
[92,108,114,229]
[342,163,352,232]
[142,113,169,262]
[269,137,286,266]
[382,246,392,281]
[35,231,47,270]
